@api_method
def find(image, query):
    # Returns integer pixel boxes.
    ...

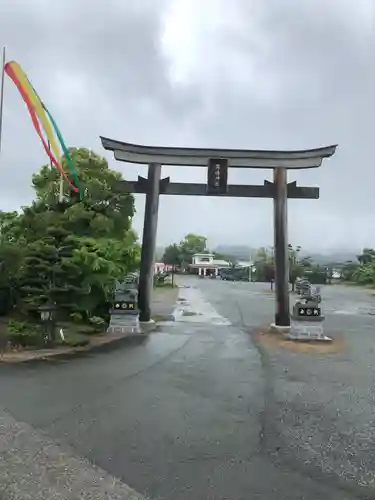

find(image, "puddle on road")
[326,307,375,316]
[174,287,232,326]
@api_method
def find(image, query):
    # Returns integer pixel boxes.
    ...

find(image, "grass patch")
[0,316,103,352]
[58,331,90,348]
[154,282,176,289]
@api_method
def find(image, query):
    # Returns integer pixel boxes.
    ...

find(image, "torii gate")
[101,136,337,330]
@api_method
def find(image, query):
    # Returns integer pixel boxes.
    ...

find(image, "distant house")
[154,263,173,275]
[188,253,231,277]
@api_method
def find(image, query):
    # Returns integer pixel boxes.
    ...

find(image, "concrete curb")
[0,409,150,500]
[0,333,149,365]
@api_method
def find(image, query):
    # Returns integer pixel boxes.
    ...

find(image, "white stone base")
[270,323,291,334]
[287,322,332,342]
[107,324,140,335]
[107,314,140,335]
[138,319,156,333]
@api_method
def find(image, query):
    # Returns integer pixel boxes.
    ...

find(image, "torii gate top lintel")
[100,136,337,169]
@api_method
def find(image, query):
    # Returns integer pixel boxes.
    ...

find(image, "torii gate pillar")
[273,168,289,326]
[137,163,161,322]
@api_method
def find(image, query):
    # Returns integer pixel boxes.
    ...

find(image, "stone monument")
[107,276,140,335]
[288,284,331,342]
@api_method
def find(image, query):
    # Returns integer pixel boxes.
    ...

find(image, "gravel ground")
[199,278,375,497]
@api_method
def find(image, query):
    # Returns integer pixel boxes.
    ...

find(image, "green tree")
[179,233,207,266]
[300,256,313,267]
[162,244,182,267]
[16,148,140,321]
[357,248,375,265]
[253,247,274,282]
[350,249,375,285]
[0,211,20,244]
[213,251,233,264]
[0,212,25,314]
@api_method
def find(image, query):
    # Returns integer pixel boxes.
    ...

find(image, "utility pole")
[248,251,252,282]
[59,174,63,202]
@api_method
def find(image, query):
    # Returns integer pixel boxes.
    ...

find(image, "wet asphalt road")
[1,277,375,499]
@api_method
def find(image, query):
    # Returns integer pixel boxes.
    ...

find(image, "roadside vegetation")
[0,148,140,350]
[340,249,375,286]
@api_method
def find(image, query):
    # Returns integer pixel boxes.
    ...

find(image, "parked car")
[220,270,235,281]
[220,268,249,281]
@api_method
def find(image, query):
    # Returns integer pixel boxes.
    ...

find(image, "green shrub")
[7,319,43,348]
[70,312,84,323]
[77,324,98,335]
[88,316,105,326]
[83,316,105,333]
[7,319,27,333]
[7,319,42,348]
[60,332,89,347]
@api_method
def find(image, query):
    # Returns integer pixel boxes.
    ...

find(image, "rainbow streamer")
[5,61,81,196]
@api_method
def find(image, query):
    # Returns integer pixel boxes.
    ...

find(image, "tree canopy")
[162,243,182,267]
[162,233,208,267]
[341,248,375,285]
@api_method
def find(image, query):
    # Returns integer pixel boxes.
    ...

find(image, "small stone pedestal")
[288,298,331,342]
[107,280,141,335]
[107,312,140,335]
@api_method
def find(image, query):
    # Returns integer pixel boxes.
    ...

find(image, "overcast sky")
[0,0,374,252]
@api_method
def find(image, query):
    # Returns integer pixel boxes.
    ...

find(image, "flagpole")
[49,139,63,202]
[48,140,52,169]
[0,47,6,155]
[59,173,63,202]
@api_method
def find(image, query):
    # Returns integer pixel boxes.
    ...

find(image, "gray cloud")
[0,0,374,252]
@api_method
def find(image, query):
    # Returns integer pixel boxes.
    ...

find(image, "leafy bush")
[77,324,99,335]
[87,315,106,333]
[70,312,84,323]
[88,316,105,326]
[7,319,42,348]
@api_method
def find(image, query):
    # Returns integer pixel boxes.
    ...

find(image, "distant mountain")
[156,242,359,265]
[214,245,359,265]
[303,251,358,265]
[213,245,253,260]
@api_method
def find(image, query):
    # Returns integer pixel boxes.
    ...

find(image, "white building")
[188,253,231,277]
[154,263,173,274]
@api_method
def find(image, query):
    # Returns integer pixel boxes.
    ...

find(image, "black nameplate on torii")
[120,176,319,199]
